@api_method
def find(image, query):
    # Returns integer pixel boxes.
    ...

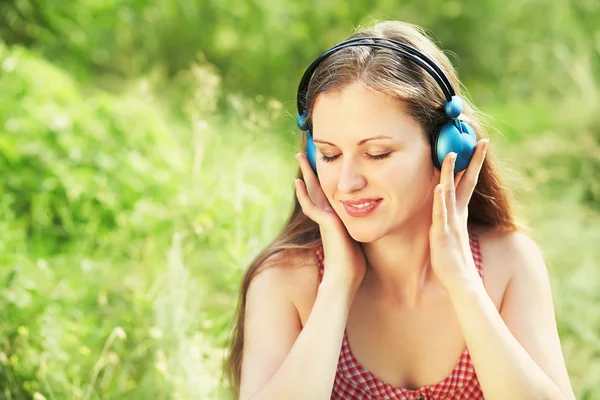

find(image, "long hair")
[223,20,521,397]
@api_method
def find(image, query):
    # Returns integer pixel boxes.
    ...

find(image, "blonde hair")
[224,20,520,397]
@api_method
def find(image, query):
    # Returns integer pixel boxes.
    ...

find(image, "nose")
[337,157,367,194]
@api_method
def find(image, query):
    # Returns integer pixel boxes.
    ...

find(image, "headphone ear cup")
[430,125,443,170]
[306,131,318,174]
[433,120,477,172]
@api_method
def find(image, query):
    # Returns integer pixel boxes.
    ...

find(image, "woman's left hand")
[429,138,490,294]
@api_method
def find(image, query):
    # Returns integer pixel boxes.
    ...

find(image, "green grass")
[1,31,600,400]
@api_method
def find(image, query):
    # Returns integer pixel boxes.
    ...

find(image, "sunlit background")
[0,1,599,399]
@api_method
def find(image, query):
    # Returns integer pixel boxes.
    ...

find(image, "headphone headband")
[296,37,456,115]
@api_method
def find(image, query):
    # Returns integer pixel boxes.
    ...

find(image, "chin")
[345,223,389,244]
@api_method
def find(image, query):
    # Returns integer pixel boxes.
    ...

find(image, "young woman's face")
[311,82,440,242]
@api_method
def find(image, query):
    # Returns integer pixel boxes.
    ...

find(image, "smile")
[341,199,383,217]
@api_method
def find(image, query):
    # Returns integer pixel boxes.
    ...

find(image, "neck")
[360,211,443,308]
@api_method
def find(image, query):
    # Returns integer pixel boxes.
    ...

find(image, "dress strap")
[315,245,325,284]
[468,224,485,281]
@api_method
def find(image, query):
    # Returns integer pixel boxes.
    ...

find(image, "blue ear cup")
[296,110,310,131]
[431,96,476,172]
[433,119,476,172]
[305,131,318,173]
[296,110,318,173]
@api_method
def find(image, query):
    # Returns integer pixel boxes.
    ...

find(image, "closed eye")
[320,153,392,163]
[320,154,340,163]
[366,152,391,161]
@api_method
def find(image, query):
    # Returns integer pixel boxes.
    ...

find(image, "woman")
[225,21,575,400]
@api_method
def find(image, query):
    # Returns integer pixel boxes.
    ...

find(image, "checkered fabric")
[314,224,485,400]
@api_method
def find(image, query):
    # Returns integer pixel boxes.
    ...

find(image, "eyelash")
[320,153,392,163]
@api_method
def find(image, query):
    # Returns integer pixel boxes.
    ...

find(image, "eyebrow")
[313,135,393,146]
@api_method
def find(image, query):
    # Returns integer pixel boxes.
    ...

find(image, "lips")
[341,198,382,218]
[342,198,381,206]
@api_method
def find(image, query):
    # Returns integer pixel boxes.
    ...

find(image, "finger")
[295,153,331,211]
[294,178,327,223]
[456,139,489,209]
[432,183,447,230]
[454,170,466,189]
[442,152,457,220]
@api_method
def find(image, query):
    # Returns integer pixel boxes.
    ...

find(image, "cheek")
[388,150,432,177]
[387,152,437,193]
[317,173,338,201]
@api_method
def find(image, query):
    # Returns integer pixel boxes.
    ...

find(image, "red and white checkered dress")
[314,225,485,400]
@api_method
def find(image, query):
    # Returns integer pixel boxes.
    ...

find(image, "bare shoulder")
[473,225,546,271]
[240,247,321,399]
[474,226,575,399]
[251,247,320,326]
[471,225,546,311]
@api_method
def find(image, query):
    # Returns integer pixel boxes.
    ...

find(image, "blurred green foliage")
[0,0,599,399]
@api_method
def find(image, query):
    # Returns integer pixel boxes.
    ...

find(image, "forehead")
[311,82,424,142]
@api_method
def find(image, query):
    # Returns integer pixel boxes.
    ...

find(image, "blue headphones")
[295,37,477,174]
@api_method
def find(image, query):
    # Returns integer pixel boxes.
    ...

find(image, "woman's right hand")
[294,153,367,297]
